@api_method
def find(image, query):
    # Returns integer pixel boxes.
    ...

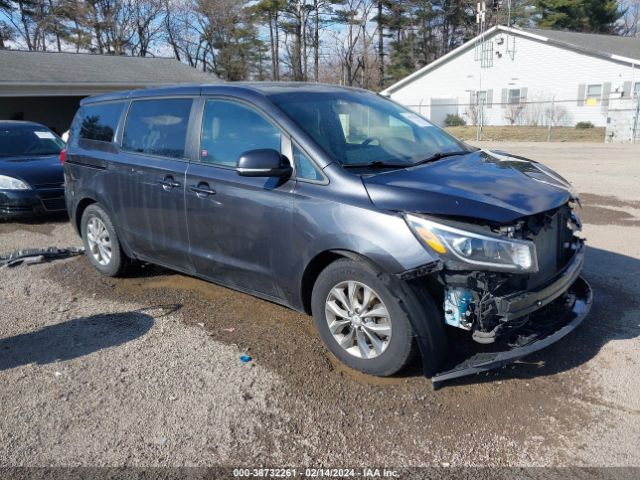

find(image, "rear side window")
[122,98,193,159]
[76,102,124,142]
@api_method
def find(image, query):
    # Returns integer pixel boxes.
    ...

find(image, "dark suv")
[64,83,591,384]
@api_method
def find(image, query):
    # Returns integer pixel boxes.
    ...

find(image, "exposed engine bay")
[437,201,584,345]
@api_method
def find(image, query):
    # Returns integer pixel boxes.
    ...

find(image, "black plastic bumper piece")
[0,247,84,268]
[431,275,592,388]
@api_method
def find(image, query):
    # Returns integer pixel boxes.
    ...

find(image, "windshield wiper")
[342,160,412,169]
[414,150,470,166]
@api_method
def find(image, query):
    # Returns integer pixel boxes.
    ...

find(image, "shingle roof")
[0,50,218,85]
[382,26,640,94]
[523,28,640,62]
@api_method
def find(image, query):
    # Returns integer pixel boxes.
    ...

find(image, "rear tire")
[311,258,444,377]
[81,204,128,277]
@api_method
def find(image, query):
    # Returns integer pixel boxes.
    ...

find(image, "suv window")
[76,102,124,142]
[200,99,281,167]
[122,98,193,159]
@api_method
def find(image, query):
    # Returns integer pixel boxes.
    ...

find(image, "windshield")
[270,90,470,167]
[0,125,65,157]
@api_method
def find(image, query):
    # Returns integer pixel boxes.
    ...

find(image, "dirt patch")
[580,193,640,210]
[580,194,640,227]
[42,255,606,465]
[447,126,605,143]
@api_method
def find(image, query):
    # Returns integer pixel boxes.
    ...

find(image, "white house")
[382,26,640,129]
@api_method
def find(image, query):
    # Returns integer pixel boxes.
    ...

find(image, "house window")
[476,90,487,105]
[508,89,521,104]
[586,84,602,105]
[634,82,640,98]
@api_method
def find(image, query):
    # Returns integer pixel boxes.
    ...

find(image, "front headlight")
[0,175,30,190]
[405,214,538,273]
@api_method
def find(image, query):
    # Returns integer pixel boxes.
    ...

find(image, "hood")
[362,150,574,224]
[0,154,63,188]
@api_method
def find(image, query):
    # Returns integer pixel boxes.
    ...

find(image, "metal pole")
[547,98,554,142]
[633,95,640,145]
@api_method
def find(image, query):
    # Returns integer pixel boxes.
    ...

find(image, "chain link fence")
[405,96,640,143]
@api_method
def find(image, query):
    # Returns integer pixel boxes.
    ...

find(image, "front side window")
[122,98,193,159]
[0,125,64,157]
[293,144,324,182]
[76,102,124,142]
[586,84,602,105]
[200,99,281,167]
[270,90,468,167]
[508,89,521,104]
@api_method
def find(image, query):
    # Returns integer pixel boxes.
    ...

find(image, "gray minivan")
[63,83,591,385]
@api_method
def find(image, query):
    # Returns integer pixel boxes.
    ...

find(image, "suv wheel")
[311,258,443,377]
[81,204,128,277]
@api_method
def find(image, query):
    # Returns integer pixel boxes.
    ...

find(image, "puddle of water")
[121,274,232,302]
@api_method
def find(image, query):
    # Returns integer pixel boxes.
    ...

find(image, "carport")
[0,50,218,134]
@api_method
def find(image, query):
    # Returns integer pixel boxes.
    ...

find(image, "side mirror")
[236,149,292,178]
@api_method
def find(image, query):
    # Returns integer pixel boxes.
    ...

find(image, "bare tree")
[129,0,164,56]
[331,0,375,86]
[620,0,640,37]
[503,103,526,125]
[163,0,207,67]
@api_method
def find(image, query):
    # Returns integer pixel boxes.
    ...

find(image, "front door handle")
[158,177,181,191]
[190,184,217,198]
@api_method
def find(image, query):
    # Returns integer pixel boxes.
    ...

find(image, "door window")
[200,99,281,167]
[122,98,193,159]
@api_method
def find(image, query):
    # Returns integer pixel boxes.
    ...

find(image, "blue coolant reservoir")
[444,287,474,330]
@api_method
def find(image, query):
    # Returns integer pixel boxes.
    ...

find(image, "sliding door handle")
[190,185,217,197]
[158,179,181,191]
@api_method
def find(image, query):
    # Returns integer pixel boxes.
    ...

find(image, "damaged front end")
[403,202,592,386]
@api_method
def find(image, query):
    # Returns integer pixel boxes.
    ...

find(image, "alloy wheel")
[325,281,392,359]
[86,216,112,266]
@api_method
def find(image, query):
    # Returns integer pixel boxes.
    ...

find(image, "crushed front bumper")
[493,244,585,322]
[431,273,592,388]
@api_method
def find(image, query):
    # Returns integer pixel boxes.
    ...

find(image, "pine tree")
[536,0,622,34]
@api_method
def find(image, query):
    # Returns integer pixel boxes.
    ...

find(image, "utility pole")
[475,1,488,141]
[633,95,640,144]
[378,0,384,90]
[547,97,555,142]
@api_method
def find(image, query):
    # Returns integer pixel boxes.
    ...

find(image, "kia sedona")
[63,83,592,384]
[0,121,66,219]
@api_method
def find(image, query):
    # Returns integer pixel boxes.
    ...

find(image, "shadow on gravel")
[444,245,640,387]
[0,311,155,371]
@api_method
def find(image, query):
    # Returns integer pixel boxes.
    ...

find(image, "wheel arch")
[75,197,135,260]
[300,249,388,315]
[74,197,97,234]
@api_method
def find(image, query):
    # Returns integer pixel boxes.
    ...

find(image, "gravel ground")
[1,142,639,468]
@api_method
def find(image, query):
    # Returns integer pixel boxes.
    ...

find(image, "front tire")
[81,204,128,277]
[311,258,443,377]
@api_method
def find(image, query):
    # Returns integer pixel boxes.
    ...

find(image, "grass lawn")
[445,126,606,143]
